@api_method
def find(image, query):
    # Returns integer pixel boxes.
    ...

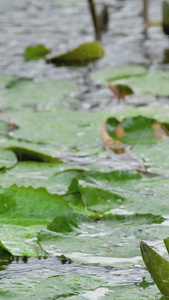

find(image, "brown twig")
[88,0,101,40]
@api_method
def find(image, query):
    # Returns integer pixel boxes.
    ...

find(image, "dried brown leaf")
[102,123,129,154]
[115,122,125,138]
[152,123,169,139]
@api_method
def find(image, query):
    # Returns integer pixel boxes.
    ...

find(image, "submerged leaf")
[24,45,51,61]
[140,241,169,298]
[47,41,105,66]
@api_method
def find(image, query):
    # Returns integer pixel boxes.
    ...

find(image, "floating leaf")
[38,213,167,267]
[6,146,62,163]
[140,241,169,298]
[91,65,147,85]
[2,79,78,109]
[24,45,51,61]
[106,116,169,145]
[47,41,105,66]
[47,212,89,233]
[112,70,169,97]
[5,77,32,89]
[0,185,70,221]
[0,118,19,134]
[0,150,17,169]
[139,277,154,289]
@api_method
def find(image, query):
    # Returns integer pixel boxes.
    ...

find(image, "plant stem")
[143,0,148,23]
[88,0,101,40]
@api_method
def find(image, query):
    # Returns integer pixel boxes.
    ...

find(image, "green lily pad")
[1,79,78,109]
[0,273,160,299]
[0,150,17,169]
[0,161,86,193]
[140,241,169,298]
[67,170,169,216]
[6,146,62,163]
[47,212,89,233]
[24,45,51,61]
[106,115,168,145]
[0,184,71,256]
[5,109,111,149]
[91,65,147,85]
[0,185,70,221]
[0,74,13,91]
[0,224,46,256]
[112,70,169,97]
[38,213,167,267]
[47,41,105,66]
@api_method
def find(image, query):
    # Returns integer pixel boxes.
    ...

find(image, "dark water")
[0,255,150,284]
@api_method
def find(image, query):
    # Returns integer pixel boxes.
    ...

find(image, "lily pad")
[0,185,70,221]
[47,212,89,233]
[24,45,51,61]
[0,149,17,169]
[0,273,160,299]
[106,116,169,145]
[47,41,105,66]
[91,65,147,85]
[38,213,168,267]
[112,70,169,97]
[1,79,78,109]
[6,146,62,163]
[67,170,169,216]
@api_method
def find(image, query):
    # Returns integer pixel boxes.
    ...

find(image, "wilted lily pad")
[47,41,105,66]
[24,45,51,61]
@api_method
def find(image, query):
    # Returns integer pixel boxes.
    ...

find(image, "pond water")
[1,0,169,113]
[1,0,168,81]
